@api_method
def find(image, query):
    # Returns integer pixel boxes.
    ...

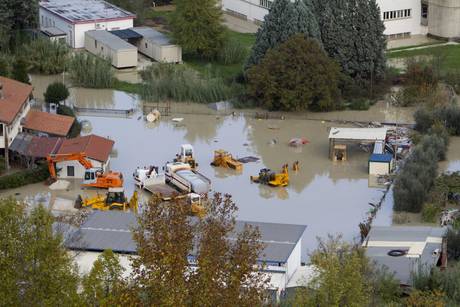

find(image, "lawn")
[387,44,460,72]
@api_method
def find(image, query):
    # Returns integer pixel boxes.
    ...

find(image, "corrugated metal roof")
[131,27,174,46]
[366,226,445,242]
[86,30,137,51]
[328,127,388,141]
[41,27,67,37]
[65,211,306,263]
[9,133,33,155]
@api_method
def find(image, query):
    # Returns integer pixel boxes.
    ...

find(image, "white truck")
[164,162,211,195]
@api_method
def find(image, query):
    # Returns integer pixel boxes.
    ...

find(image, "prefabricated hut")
[85,30,138,68]
[131,27,182,63]
[368,153,394,175]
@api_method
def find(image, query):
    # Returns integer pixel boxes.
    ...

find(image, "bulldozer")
[75,188,138,212]
[174,144,198,169]
[210,150,243,171]
[250,164,289,187]
[47,153,123,189]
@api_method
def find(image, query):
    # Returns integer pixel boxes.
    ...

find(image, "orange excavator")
[46,152,123,189]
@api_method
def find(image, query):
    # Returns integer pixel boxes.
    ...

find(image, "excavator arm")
[46,152,94,179]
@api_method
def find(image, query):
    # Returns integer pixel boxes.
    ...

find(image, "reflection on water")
[19,74,421,259]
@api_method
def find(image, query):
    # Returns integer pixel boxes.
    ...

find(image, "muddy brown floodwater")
[1,74,423,260]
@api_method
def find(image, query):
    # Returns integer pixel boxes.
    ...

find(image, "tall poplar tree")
[171,0,225,58]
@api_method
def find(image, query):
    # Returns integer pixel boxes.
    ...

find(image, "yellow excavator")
[250,164,289,187]
[75,188,138,212]
[210,150,243,171]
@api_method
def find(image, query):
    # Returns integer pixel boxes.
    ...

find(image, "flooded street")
[2,74,422,259]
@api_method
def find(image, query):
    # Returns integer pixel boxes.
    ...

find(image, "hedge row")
[0,164,49,190]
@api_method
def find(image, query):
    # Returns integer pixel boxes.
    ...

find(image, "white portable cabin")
[85,30,138,68]
[131,27,182,63]
[369,153,394,175]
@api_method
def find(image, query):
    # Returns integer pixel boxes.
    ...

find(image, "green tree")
[128,193,268,306]
[0,0,38,51]
[247,35,341,111]
[12,57,30,84]
[44,81,70,105]
[24,39,69,74]
[171,0,225,58]
[0,199,80,306]
[82,249,125,306]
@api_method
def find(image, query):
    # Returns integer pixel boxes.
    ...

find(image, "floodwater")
[2,74,421,259]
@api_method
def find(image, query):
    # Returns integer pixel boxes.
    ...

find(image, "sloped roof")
[65,211,306,263]
[57,134,114,162]
[0,76,33,124]
[10,133,63,158]
[23,110,75,137]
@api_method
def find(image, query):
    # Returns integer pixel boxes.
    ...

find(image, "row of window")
[259,0,273,9]
[383,9,411,21]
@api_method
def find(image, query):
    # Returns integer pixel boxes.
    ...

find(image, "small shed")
[40,27,67,43]
[84,30,137,68]
[369,153,394,175]
[131,27,182,63]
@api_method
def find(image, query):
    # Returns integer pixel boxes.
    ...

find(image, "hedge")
[0,164,49,190]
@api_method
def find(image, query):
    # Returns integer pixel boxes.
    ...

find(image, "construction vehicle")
[75,188,138,212]
[250,164,289,187]
[210,150,243,171]
[165,162,211,195]
[133,166,206,217]
[47,153,123,189]
[174,144,198,169]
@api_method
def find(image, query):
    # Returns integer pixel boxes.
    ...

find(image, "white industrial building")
[221,0,460,40]
[64,211,309,299]
[39,0,135,48]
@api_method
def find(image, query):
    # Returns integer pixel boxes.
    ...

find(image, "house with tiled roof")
[22,110,75,137]
[0,77,33,163]
[55,134,114,178]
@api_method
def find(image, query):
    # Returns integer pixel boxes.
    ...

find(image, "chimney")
[0,82,3,99]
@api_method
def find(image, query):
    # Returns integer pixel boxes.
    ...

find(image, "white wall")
[136,38,182,63]
[0,98,30,149]
[56,158,106,179]
[369,161,391,175]
[85,33,138,68]
[222,0,270,22]
[376,0,425,36]
[39,8,73,47]
[286,239,301,282]
[72,251,133,278]
[428,0,460,38]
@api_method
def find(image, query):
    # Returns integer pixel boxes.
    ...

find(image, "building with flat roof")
[363,226,447,286]
[222,0,460,41]
[130,27,182,63]
[85,30,138,68]
[64,211,307,297]
[39,0,135,48]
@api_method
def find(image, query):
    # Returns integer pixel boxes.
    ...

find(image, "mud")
[5,75,425,259]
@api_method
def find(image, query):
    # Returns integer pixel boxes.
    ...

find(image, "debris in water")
[172,118,184,122]
[146,110,161,123]
[243,143,249,146]
[268,125,280,130]
[289,137,309,147]
[238,156,260,163]
[268,139,277,145]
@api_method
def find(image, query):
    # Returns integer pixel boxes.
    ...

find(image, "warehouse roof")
[23,110,75,137]
[328,127,388,141]
[10,133,63,158]
[363,226,446,285]
[86,30,137,51]
[65,211,306,263]
[57,134,114,162]
[39,0,135,24]
[131,27,174,46]
[0,76,33,124]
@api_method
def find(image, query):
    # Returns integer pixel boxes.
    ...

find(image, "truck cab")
[175,144,198,169]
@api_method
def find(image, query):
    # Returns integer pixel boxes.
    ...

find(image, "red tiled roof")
[27,136,63,158]
[0,76,33,124]
[57,134,114,162]
[23,110,75,137]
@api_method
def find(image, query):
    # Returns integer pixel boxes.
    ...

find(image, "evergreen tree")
[0,199,80,306]
[44,82,70,105]
[171,0,225,58]
[12,57,30,84]
[294,0,321,43]
[0,0,38,50]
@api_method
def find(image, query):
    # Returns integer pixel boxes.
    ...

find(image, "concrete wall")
[136,38,182,63]
[376,0,426,36]
[55,158,106,179]
[428,0,460,38]
[84,33,137,68]
[222,0,270,22]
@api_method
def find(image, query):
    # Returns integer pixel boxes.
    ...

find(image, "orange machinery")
[46,153,123,189]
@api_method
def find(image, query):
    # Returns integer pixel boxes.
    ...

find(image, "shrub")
[57,105,81,138]
[12,57,30,84]
[421,203,442,223]
[347,98,370,110]
[415,105,460,136]
[0,53,12,77]
[68,53,113,88]
[444,70,460,94]
[0,164,49,190]
[447,229,460,261]
[247,35,341,111]
[23,39,69,74]
[140,63,241,103]
[217,37,248,65]
[44,82,69,105]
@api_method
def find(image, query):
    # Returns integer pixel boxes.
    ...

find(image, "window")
[422,4,428,18]
[259,0,273,9]
[383,9,411,21]
[0,124,3,137]
[67,166,75,177]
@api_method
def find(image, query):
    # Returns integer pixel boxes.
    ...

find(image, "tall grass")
[217,37,248,65]
[68,53,114,88]
[23,39,69,74]
[140,64,241,103]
